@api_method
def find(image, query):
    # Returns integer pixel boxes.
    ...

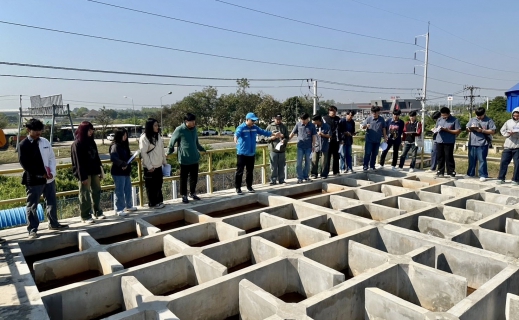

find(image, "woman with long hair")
[139,118,167,209]
[71,121,104,224]
[110,128,137,216]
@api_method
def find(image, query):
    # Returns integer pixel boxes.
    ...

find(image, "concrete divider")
[418,216,464,239]
[97,251,124,274]
[506,218,519,236]
[417,190,454,203]
[79,231,100,251]
[193,254,227,283]
[121,275,153,310]
[506,293,519,320]
[443,206,484,224]
[135,219,161,236]
[348,241,390,276]
[365,287,429,320]
[481,192,519,206]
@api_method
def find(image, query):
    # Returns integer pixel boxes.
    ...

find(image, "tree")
[282,96,313,127]
[95,106,113,145]
[74,107,89,117]
[214,93,237,132]
[0,114,8,129]
[486,96,509,131]
[255,94,281,126]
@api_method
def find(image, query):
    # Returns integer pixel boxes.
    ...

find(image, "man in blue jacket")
[234,112,282,195]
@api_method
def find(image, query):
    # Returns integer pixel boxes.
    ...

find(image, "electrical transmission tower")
[463,86,480,117]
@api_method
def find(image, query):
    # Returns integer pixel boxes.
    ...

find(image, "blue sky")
[0,0,518,112]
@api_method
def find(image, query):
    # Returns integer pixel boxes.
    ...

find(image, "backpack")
[0,130,6,148]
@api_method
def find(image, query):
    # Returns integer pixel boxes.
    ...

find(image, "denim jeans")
[467,145,489,178]
[340,144,353,171]
[296,147,312,180]
[399,143,418,169]
[363,142,380,170]
[430,142,438,170]
[113,175,133,211]
[498,148,519,182]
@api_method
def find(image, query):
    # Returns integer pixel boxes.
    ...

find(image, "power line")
[0,61,308,82]
[0,20,411,75]
[0,74,307,87]
[319,87,411,95]
[316,79,416,91]
[349,0,519,61]
[214,0,415,46]
[427,63,518,81]
[428,49,519,74]
[87,0,413,61]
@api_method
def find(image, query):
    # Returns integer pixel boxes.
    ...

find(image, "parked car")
[201,129,218,136]
[221,130,234,136]
[256,134,268,144]
[107,133,115,141]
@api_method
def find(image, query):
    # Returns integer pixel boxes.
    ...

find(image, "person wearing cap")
[19,118,69,239]
[311,114,331,179]
[289,113,318,183]
[167,113,206,203]
[234,112,282,195]
[496,106,519,185]
[266,113,289,185]
[71,121,105,224]
[322,106,343,176]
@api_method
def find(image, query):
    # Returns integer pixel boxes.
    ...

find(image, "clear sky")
[0,0,518,112]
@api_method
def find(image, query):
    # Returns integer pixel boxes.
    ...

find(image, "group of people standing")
[8,105,519,242]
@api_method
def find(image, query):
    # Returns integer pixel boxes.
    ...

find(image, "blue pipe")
[0,204,44,229]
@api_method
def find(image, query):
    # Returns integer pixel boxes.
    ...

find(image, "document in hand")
[127,150,140,164]
[275,141,284,151]
[432,127,441,134]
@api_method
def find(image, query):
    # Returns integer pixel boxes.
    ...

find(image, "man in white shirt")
[18,119,68,239]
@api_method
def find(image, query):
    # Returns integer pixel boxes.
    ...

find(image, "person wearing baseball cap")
[234,112,282,194]
[266,113,289,185]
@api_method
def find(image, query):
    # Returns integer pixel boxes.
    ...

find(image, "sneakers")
[95,214,106,220]
[436,173,445,178]
[28,229,38,239]
[305,178,312,182]
[370,168,376,172]
[321,176,328,179]
[48,224,70,230]
[297,179,303,184]
[409,168,414,173]
[247,187,255,193]
[189,193,201,200]
[83,218,95,224]
[236,188,244,195]
[496,180,505,185]
[512,181,519,186]
[479,177,487,182]
[376,164,383,169]
[153,203,165,209]
[182,196,189,204]
[269,181,277,186]
[348,168,354,174]
[396,167,403,171]
[116,210,128,217]
[391,166,396,170]
[363,168,368,173]
[448,172,456,178]
[125,207,137,212]
[279,181,286,184]
[311,175,318,179]
[425,169,434,173]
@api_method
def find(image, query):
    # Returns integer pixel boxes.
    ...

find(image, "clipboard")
[127,151,140,165]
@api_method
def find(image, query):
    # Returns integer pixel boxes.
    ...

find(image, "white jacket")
[139,134,167,170]
[30,136,56,184]
[500,107,519,149]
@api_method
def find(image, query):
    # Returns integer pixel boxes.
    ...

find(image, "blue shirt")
[235,123,272,156]
[467,116,496,147]
[314,122,330,153]
[362,116,386,143]
[291,121,317,150]
[339,118,356,145]
[435,116,461,144]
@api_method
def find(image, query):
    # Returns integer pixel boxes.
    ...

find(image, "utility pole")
[415,23,430,169]
[463,86,480,117]
[313,80,318,115]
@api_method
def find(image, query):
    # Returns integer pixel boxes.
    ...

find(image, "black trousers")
[436,143,455,175]
[144,167,163,207]
[180,163,199,196]
[326,140,340,174]
[498,148,519,182]
[380,139,400,167]
[235,155,255,189]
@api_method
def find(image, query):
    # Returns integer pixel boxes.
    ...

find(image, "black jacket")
[322,115,342,142]
[110,143,132,176]
[18,138,46,186]
[71,139,102,182]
